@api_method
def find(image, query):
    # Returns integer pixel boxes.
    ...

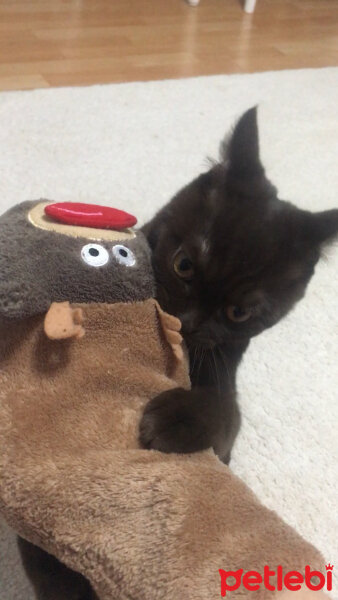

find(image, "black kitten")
[140,107,338,462]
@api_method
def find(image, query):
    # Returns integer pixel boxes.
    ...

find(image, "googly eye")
[81,244,109,267]
[112,245,136,267]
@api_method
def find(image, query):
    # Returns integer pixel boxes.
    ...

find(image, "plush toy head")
[0,200,154,319]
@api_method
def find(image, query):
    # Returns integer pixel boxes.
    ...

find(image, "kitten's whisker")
[196,346,205,384]
[191,346,198,375]
[216,346,231,387]
[211,349,221,394]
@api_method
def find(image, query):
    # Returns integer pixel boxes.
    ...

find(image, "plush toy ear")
[222,106,264,178]
[141,214,167,251]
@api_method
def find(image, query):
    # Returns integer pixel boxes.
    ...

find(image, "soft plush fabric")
[0,201,152,319]
[0,300,326,600]
[0,68,337,597]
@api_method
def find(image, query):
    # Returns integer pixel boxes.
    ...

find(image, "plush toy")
[0,201,328,600]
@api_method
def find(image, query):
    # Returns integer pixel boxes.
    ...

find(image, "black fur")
[18,538,97,600]
[140,107,338,462]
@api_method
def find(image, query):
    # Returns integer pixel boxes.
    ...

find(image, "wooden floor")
[0,0,337,91]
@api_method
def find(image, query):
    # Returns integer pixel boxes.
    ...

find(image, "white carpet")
[0,68,337,599]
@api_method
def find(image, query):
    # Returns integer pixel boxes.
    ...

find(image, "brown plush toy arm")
[44,302,85,340]
[0,450,326,600]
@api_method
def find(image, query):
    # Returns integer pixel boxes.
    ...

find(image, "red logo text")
[219,564,333,596]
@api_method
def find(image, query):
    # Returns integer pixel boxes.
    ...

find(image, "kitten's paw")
[139,388,212,454]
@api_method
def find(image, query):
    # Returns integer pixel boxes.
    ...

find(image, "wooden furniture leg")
[244,0,257,13]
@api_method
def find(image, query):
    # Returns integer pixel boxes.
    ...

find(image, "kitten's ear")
[222,106,264,178]
[305,208,338,245]
[141,214,166,250]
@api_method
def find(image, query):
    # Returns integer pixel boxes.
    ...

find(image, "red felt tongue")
[45,203,137,230]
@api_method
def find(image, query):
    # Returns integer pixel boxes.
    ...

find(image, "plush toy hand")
[44,302,85,340]
[154,301,183,361]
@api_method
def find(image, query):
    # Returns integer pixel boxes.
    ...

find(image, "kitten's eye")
[226,306,252,323]
[173,250,194,280]
[112,245,136,267]
[81,244,109,267]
